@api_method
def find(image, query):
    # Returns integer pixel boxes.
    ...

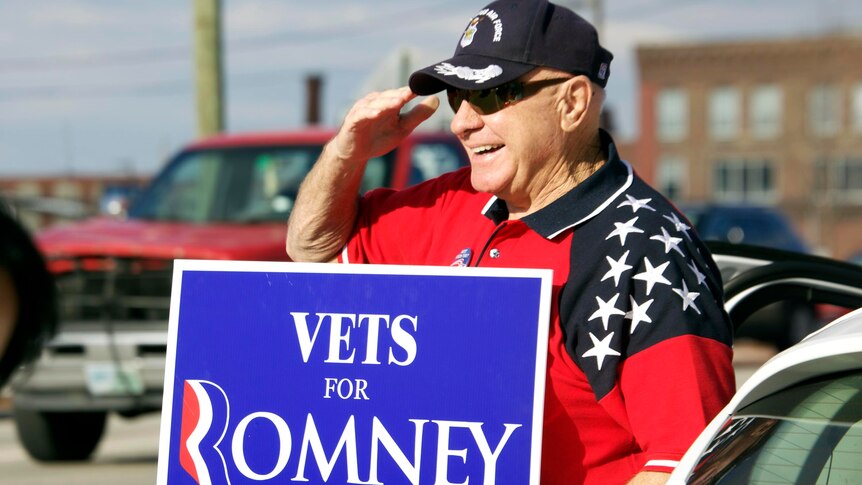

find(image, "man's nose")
[450,100,484,136]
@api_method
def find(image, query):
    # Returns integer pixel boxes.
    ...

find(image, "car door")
[668,242,862,484]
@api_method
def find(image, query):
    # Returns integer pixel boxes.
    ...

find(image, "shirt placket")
[473,221,528,267]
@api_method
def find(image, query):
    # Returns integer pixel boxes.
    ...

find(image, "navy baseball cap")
[409,0,613,95]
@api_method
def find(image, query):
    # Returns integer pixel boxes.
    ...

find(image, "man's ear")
[559,77,593,133]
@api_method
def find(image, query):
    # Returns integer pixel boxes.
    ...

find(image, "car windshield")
[128,145,392,223]
[687,370,862,484]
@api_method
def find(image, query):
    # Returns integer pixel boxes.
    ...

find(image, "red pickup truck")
[10,128,468,461]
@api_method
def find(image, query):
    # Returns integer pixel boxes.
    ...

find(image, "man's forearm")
[285,141,366,262]
[627,471,670,485]
[285,87,439,262]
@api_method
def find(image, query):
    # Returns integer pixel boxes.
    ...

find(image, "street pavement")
[0,412,159,485]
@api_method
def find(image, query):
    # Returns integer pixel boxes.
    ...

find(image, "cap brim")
[408,54,536,95]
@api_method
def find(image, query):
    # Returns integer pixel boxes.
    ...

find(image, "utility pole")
[305,75,323,126]
[193,0,224,136]
[399,48,412,87]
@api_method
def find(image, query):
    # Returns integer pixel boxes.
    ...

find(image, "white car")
[670,243,862,483]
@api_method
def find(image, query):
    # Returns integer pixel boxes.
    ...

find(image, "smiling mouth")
[472,145,504,155]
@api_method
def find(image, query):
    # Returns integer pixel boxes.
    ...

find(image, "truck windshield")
[128,146,393,223]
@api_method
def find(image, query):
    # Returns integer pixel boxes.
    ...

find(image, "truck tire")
[12,408,107,461]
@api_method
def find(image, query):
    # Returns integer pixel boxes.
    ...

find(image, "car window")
[130,146,394,223]
[129,152,220,223]
[222,150,316,221]
[409,143,465,185]
[362,156,389,193]
[688,370,862,484]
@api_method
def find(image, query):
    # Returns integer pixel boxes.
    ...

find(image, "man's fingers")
[400,95,440,132]
[333,88,438,163]
[346,87,415,126]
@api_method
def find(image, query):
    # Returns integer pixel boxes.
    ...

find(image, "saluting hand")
[330,87,440,165]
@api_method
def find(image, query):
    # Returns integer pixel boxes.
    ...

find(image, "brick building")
[633,34,862,258]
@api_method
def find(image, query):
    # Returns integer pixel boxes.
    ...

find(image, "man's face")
[448,69,571,208]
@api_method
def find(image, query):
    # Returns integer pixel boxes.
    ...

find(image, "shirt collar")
[482,129,633,239]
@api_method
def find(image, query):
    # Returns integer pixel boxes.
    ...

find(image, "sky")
[0,0,860,177]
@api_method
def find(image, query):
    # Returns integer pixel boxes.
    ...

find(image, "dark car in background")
[680,203,808,253]
[680,203,817,349]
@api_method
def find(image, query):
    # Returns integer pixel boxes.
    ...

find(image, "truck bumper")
[10,323,168,413]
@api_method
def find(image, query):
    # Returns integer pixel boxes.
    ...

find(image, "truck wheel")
[12,408,107,461]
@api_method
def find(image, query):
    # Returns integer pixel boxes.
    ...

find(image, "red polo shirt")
[340,134,735,484]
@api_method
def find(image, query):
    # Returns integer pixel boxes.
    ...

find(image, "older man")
[287,0,735,483]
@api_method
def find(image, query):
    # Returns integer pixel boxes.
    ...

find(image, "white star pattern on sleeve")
[625,296,654,334]
[673,280,702,314]
[605,216,644,245]
[688,260,708,287]
[588,293,626,331]
[617,194,656,213]
[650,227,685,256]
[601,250,633,286]
[582,332,621,371]
[662,212,692,240]
[633,257,672,295]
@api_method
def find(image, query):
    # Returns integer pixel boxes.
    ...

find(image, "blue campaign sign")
[157,260,552,485]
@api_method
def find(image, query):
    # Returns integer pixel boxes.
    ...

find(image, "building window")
[709,86,741,140]
[750,85,783,139]
[817,157,862,204]
[809,84,841,137]
[657,88,688,142]
[713,159,776,203]
[657,155,686,201]
[853,84,862,134]
[835,158,862,200]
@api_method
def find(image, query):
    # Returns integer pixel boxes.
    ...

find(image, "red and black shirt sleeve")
[556,174,736,472]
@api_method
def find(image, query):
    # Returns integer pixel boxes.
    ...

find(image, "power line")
[0,0,465,73]
[0,80,192,100]
[0,67,366,102]
[0,45,189,71]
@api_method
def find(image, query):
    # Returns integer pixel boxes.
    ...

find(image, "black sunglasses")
[446,77,571,115]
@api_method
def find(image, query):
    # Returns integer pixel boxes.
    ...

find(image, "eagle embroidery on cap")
[434,63,503,83]
[460,8,503,48]
[461,17,481,47]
